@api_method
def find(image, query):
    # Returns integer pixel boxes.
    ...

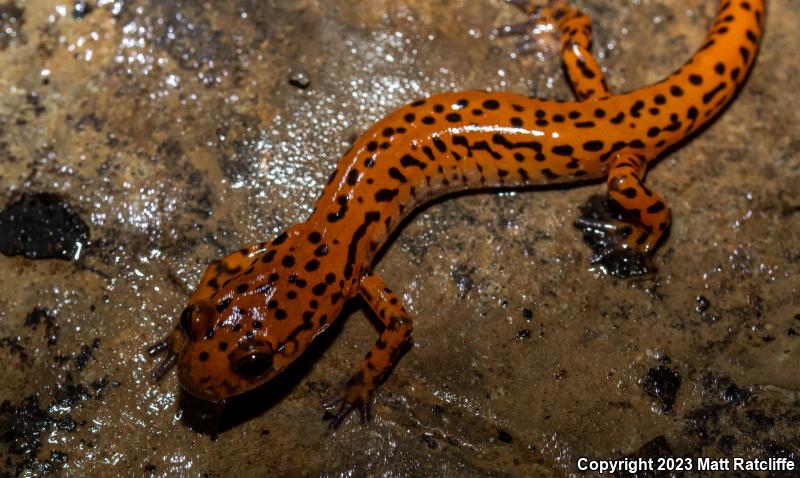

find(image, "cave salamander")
[149,0,766,427]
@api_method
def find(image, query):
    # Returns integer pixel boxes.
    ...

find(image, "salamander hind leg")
[496,0,610,100]
[575,152,671,278]
[322,274,413,428]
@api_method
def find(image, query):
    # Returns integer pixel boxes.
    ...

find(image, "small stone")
[288,69,310,89]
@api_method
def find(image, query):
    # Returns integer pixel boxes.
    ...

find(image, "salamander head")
[172,228,344,402]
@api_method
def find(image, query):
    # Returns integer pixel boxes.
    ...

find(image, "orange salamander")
[149,0,766,427]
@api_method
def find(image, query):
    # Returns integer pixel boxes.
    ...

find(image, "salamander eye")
[233,353,273,378]
[178,302,216,340]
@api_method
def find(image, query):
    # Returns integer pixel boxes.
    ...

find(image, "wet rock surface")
[0,0,797,476]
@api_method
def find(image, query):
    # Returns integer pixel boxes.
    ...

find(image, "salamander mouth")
[177,362,226,402]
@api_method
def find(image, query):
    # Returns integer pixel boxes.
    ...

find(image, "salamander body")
[149,0,766,427]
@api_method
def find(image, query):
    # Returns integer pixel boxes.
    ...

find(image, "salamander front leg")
[322,274,413,428]
[496,0,610,100]
[575,152,671,278]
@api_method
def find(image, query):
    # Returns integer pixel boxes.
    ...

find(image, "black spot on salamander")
[551,145,574,156]
[630,100,645,118]
[312,244,328,257]
[304,259,320,272]
[594,108,606,118]
[552,114,565,123]
[411,99,426,107]
[647,201,666,214]
[326,198,349,223]
[702,82,727,104]
[216,298,231,313]
[382,127,395,137]
[235,283,248,294]
[582,140,604,152]
[669,85,684,97]
[445,113,461,122]
[510,117,523,127]
[404,113,415,123]
[599,141,627,162]
[654,94,666,105]
[433,104,444,113]
[421,116,435,125]
[647,127,661,137]
[388,167,408,183]
[689,74,703,85]
[400,154,427,170]
[281,255,295,267]
[311,283,327,296]
[308,231,322,244]
[491,133,543,153]
[346,169,360,186]
[471,140,502,160]
[272,232,288,245]
[574,121,596,128]
[576,57,596,79]
[422,146,435,161]
[374,188,399,202]
[482,99,500,110]
[610,112,625,124]
[568,111,581,119]
[432,136,447,152]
